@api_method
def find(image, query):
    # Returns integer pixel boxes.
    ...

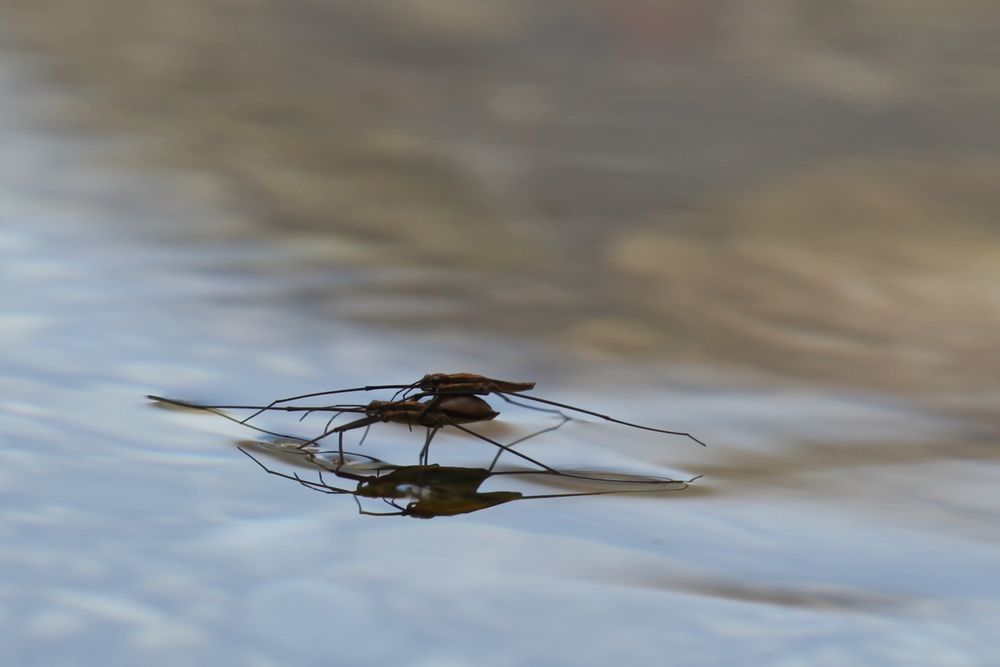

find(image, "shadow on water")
[667,435,1000,497]
[621,570,910,616]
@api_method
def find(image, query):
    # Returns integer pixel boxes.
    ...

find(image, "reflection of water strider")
[239,446,695,519]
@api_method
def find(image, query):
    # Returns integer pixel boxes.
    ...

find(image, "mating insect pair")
[237,372,706,445]
[149,372,707,472]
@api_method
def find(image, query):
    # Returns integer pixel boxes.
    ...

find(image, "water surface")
[2,4,999,665]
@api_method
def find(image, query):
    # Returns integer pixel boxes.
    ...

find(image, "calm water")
[2,3,1000,665]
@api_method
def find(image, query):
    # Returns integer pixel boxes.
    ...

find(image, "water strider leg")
[237,383,413,423]
[500,393,709,447]
[486,414,570,472]
[496,393,571,419]
[148,395,315,444]
[358,424,373,447]
[295,414,382,451]
[448,423,560,473]
[419,427,440,465]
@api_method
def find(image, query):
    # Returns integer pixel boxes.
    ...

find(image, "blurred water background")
[2,2,999,665]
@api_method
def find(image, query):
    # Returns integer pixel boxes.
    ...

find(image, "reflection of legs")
[237,447,352,495]
[487,415,569,472]
[313,424,372,467]
[354,497,408,517]
[295,413,376,454]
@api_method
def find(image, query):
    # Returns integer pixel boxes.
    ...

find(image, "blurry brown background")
[4,0,999,397]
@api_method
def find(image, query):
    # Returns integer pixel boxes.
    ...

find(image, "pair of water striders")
[150,371,706,461]
[149,372,705,516]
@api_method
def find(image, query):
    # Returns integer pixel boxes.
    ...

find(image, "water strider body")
[320,393,501,465]
[356,394,499,429]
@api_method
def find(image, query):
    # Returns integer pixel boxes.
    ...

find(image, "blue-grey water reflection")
[2,3,1000,665]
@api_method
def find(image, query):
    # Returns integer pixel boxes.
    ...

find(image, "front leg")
[296,414,382,451]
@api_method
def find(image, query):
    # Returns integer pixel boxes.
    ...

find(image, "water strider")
[147,393,567,471]
[211,372,708,447]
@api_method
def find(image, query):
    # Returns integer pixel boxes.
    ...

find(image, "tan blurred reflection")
[3,0,998,401]
[602,158,1000,396]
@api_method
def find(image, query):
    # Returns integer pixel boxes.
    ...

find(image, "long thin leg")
[391,381,423,402]
[517,485,692,501]
[358,508,406,516]
[152,395,389,471]
[173,403,368,413]
[296,414,382,450]
[487,414,570,471]
[302,407,356,425]
[147,395,368,415]
[449,423,560,473]
[501,393,709,447]
[457,423,697,486]
[496,393,572,419]
[481,468,694,486]
[150,395,318,444]
[419,427,439,465]
[355,493,410,516]
[314,465,371,484]
[316,410,351,435]
[240,383,415,423]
